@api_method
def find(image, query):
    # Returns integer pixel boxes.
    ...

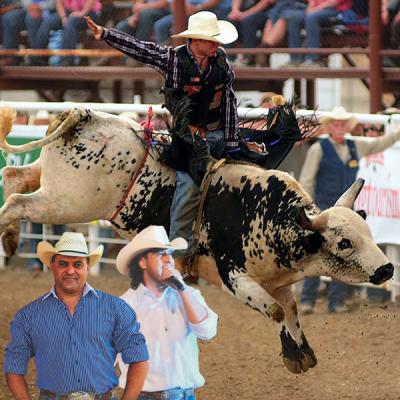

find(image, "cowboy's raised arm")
[84,16,104,40]
[85,16,172,76]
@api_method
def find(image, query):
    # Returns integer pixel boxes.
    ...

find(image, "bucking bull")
[0,106,394,374]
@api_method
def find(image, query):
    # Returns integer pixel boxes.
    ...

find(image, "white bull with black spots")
[0,107,394,374]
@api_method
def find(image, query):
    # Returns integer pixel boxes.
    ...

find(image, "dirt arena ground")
[1,267,400,400]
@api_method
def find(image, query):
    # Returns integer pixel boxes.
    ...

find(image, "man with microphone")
[115,225,218,400]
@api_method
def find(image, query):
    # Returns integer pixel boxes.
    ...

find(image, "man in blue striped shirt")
[4,232,149,400]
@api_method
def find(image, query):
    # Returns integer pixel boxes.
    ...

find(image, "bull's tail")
[0,106,82,153]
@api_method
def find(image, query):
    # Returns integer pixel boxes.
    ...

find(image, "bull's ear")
[356,209,367,220]
[295,207,327,232]
[334,178,365,208]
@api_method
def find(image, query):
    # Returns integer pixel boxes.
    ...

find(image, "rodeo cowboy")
[85,11,240,267]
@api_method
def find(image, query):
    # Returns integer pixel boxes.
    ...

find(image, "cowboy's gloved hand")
[244,141,269,156]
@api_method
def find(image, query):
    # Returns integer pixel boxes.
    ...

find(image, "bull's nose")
[370,263,394,285]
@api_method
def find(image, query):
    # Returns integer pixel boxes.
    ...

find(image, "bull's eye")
[338,238,352,250]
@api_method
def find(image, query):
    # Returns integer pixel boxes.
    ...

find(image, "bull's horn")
[334,178,365,208]
[0,108,83,154]
[296,207,327,232]
[0,106,16,144]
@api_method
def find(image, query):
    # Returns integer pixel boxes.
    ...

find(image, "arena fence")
[1,101,400,302]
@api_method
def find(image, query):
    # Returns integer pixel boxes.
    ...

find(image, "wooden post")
[369,0,383,113]
[306,80,315,109]
[172,0,186,47]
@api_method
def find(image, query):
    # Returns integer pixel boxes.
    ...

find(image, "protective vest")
[315,138,359,210]
[164,45,229,131]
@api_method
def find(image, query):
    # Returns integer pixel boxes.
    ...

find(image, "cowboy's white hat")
[320,106,358,129]
[37,232,103,267]
[116,225,188,275]
[171,11,238,44]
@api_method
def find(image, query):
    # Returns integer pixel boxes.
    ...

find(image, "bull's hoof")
[2,232,19,256]
[280,327,318,374]
[300,345,318,369]
[282,350,318,374]
[283,357,303,374]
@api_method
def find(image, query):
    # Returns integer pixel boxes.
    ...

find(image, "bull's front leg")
[1,162,41,256]
[268,286,317,374]
[229,275,316,374]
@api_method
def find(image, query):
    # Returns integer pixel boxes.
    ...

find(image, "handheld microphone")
[166,276,185,291]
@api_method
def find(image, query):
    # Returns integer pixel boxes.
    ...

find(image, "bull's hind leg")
[270,286,317,374]
[1,161,41,255]
[0,190,61,238]
[229,275,316,374]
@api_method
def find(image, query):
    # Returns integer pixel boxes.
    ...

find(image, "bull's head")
[297,179,394,285]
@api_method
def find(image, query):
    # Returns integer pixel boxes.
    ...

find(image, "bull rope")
[108,108,154,222]
[183,157,227,280]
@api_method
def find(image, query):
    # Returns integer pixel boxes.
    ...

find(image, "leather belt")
[39,389,113,400]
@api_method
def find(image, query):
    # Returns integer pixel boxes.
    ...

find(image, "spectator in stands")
[299,105,400,314]
[115,0,169,42]
[259,0,304,49]
[282,0,352,67]
[1,0,57,66]
[154,0,231,44]
[0,0,16,44]
[228,0,274,65]
[29,0,101,66]
[384,0,400,67]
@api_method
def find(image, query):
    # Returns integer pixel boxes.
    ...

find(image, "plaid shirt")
[103,29,239,147]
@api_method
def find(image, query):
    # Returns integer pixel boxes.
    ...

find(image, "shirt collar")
[135,283,171,301]
[42,282,98,300]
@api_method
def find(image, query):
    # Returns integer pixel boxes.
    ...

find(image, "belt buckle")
[67,392,95,400]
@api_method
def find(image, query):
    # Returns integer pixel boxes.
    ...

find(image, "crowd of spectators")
[0,1,397,67]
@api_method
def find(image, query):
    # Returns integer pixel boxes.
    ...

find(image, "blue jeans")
[2,8,26,61]
[240,11,269,48]
[300,277,347,313]
[116,7,169,41]
[169,130,225,256]
[39,395,118,400]
[283,5,337,62]
[268,0,295,24]
[139,388,196,400]
[139,395,195,400]
[31,11,98,65]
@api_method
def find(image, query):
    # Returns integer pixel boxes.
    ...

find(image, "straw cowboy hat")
[37,232,103,267]
[171,11,238,44]
[116,225,188,275]
[320,106,358,130]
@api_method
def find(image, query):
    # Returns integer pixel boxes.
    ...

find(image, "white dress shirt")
[117,284,218,391]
